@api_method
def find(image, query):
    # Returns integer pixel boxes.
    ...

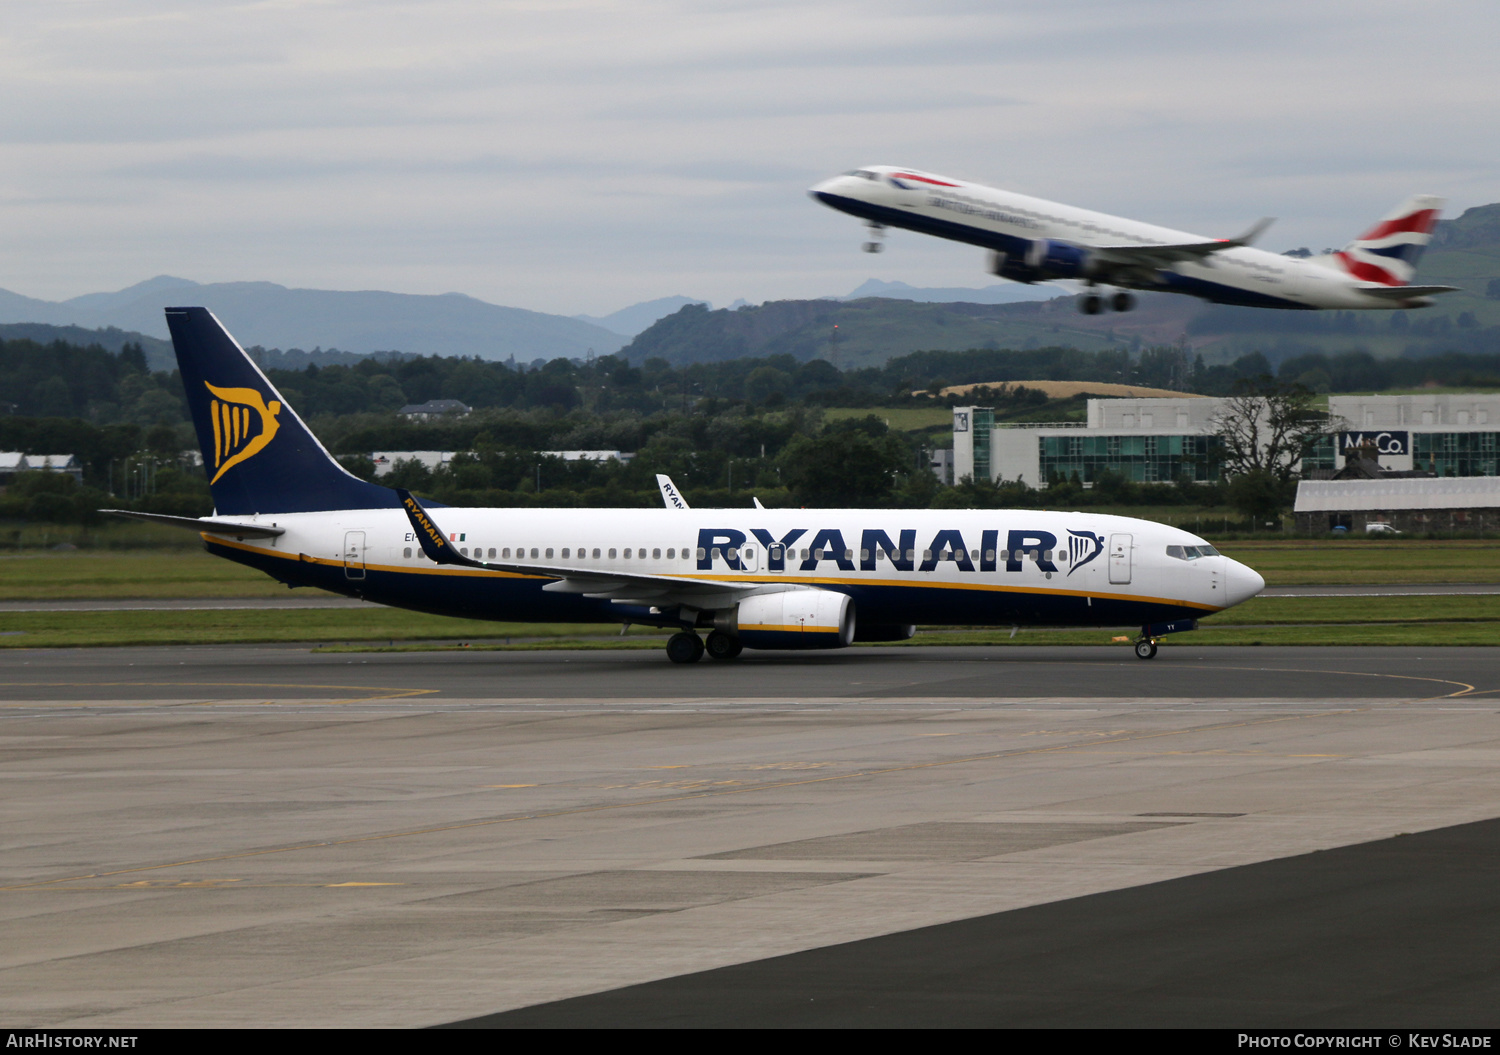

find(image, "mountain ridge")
[0,278,629,363]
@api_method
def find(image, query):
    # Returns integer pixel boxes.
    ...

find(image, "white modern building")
[953,392,1500,487]
[954,396,1218,488]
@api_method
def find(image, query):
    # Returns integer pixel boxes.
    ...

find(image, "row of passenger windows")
[401,546,695,560]
[398,545,1072,563]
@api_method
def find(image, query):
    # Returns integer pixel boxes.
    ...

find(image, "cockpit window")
[1166,544,1220,561]
[844,170,878,180]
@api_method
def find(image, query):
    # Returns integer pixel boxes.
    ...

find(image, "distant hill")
[574,295,709,336]
[0,277,628,362]
[840,278,1062,305]
[620,298,1134,369]
[0,323,174,370]
[1433,203,1500,250]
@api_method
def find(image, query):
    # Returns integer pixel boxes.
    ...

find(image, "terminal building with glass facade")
[953,393,1500,488]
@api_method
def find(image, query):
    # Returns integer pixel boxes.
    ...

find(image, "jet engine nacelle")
[989,240,1098,283]
[725,589,855,651]
[1025,239,1097,280]
[987,249,1042,284]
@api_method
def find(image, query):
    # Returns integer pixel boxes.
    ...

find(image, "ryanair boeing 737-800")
[812,166,1457,315]
[106,308,1265,663]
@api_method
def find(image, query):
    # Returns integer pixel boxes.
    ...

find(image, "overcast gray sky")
[2,0,1496,316]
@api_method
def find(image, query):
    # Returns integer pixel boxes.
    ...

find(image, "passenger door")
[343,530,366,580]
[1108,533,1132,584]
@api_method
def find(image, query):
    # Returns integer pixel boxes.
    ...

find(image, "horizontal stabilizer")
[100,509,285,538]
[1356,284,1460,300]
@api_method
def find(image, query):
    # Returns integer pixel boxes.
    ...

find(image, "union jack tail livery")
[1333,195,1445,286]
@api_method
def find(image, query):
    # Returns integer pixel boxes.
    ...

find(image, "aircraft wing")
[1355,284,1461,300]
[1090,217,1275,268]
[396,489,758,608]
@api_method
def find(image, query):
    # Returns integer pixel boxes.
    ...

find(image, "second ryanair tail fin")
[166,307,399,515]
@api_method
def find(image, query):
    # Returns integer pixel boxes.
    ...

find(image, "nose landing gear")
[863,222,886,254]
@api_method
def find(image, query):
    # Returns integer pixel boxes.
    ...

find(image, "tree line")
[5,333,1500,527]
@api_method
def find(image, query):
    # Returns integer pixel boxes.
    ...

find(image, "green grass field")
[1215,539,1500,585]
[1,538,1497,649]
[0,551,285,600]
[822,406,956,432]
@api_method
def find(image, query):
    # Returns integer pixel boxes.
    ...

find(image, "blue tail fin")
[166,307,398,515]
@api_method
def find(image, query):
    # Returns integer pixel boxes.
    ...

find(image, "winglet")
[1227,217,1274,248]
[656,474,690,510]
[753,496,765,509]
[397,488,483,568]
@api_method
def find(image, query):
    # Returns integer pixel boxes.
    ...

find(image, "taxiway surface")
[2,644,1498,1027]
[2,642,1496,702]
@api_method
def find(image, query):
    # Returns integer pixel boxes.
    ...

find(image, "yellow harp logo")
[205,382,281,484]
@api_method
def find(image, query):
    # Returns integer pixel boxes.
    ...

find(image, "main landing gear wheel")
[1080,293,1103,315]
[1134,638,1158,660]
[862,241,884,254]
[705,630,743,661]
[1112,291,1136,312]
[666,632,705,664]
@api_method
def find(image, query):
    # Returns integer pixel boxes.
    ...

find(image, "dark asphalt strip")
[442,816,1500,1028]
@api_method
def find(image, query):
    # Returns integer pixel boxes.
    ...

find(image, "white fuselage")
[811,166,1423,310]
[202,505,1264,631]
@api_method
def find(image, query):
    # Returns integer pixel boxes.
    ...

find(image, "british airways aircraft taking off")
[811,166,1457,315]
[107,308,1265,663]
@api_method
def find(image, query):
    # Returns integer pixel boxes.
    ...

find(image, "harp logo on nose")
[205,382,281,484]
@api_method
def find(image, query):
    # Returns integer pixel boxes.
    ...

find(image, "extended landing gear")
[863,222,886,254]
[1112,291,1135,312]
[705,630,743,661]
[666,631,705,664]
[1134,638,1159,660]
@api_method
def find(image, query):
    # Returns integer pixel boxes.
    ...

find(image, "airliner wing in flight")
[1089,217,1276,268]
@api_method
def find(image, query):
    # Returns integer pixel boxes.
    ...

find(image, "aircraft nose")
[1223,558,1266,608]
[808,175,844,201]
